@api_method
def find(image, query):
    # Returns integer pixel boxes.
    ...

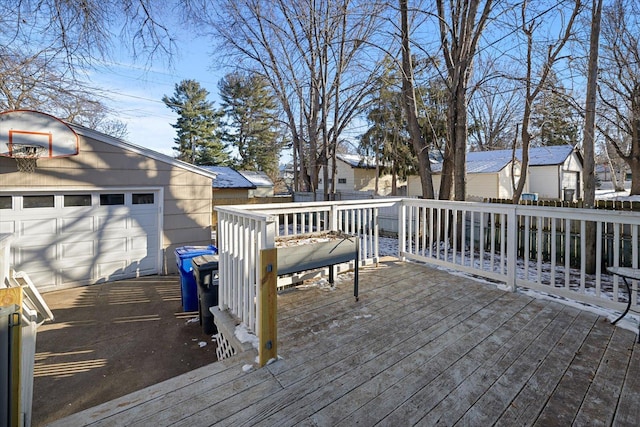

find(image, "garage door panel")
[20,269,55,290]
[21,218,57,236]
[98,237,128,253]
[97,260,128,280]
[59,266,93,286]
[60,217,94,234]
[16,243,56,261]
[0,222,15,233]
[97,215,128,231]
[60,240,94,258]
[130,234,156,251]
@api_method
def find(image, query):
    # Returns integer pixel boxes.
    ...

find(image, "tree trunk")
[583,0,603,274]
[583,0,602,207]
[400,0,434,199]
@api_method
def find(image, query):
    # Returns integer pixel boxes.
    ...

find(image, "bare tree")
[511,0,583,203]
[0,51,128,138]
[189,0,387,197]
[598,0,640,195]
[1,1,179,138]
[400,0,435,199]
[435,0,495,201]
[468,62,522,152]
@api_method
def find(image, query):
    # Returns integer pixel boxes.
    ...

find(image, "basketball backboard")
[0,110,79,158]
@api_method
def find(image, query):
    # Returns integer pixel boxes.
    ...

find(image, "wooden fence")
[485,198,640,211]
[484,198,639,268]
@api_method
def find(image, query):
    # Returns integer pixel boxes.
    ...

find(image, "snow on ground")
[326,234,639,335]
[596,181,638,201]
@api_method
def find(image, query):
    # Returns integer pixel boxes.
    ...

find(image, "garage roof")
[431,145,579,174]
[202,166,256,189]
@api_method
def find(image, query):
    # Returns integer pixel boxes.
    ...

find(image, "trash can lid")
[192,254,219,269]
[175,245,217,259]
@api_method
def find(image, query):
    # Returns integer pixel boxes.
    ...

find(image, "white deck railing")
[399,200,640,314]
[216,198,639,344]
[216,199,402,334]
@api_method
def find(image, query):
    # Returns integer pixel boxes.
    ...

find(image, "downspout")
[558,164,562,199]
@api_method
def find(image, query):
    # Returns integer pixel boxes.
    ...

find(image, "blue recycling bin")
[175,245,217,312]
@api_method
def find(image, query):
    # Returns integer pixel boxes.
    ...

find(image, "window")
[0,196,11,209]
[132,193,154,204]
[338,178,347,184]
[100,194,125,206]
[24,195,54,208]
[64,194,92,207]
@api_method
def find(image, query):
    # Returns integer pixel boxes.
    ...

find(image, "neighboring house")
[0,110,215,292]
[407,145,582,201]
[239,170,275,197]
[202,166,256,199]
[527,145,583,200]
[318,153,405,196]
[408,150,524,200]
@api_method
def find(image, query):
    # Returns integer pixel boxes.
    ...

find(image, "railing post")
[398,200,406,260]
[506,204,517,292]
[258,247,277,367]
[329,203,338,232]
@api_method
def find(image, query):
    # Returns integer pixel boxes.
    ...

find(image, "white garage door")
[0,189,162,292]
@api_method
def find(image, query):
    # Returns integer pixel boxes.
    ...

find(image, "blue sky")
[88,35,224,157]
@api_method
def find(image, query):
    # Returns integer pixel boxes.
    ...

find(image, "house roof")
[432,145,579,174]
[337,153,377,169]
[239,170,274,188]
[69,123,218,180]
[201,166,256,189]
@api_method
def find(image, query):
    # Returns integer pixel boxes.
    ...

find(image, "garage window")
[24,195,54,208]
[132,193,154,204]
[0,196,11,209]
[338,178,347,184]
[64,194,92,207]
[100,194,125,206]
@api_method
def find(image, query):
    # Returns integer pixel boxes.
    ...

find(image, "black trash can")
[191,254,220,334]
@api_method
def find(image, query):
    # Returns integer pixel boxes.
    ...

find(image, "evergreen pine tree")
[162,79,230,165]
[530,73,580,147]
[218,71,285,181]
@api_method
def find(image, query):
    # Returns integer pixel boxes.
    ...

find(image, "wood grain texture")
[50,259,640,427]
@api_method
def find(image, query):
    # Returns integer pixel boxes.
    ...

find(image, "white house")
[527,145,583,200]
[408,150,524,200]
[408,145,582,201]
[318,153,405,196]
[0,110,216,292]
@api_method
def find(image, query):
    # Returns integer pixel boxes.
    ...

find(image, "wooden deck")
[49,259,640,426]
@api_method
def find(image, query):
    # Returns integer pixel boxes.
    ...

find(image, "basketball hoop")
[11,143,46,173]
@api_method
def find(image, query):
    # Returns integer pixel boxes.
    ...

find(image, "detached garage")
[0,110,215,292]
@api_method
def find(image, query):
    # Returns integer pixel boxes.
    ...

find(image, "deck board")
[50,259,640,427]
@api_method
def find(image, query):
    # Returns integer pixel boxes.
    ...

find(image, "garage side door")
[0,190,161,291]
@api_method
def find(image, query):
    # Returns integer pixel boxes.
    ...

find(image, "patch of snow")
[185,317,199,324]
[198,341,207,348]
[354,314,373,319]
[379,235,639,335]
[242,364,254,373]
[595,182,637,201]
[235,323,260,350]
